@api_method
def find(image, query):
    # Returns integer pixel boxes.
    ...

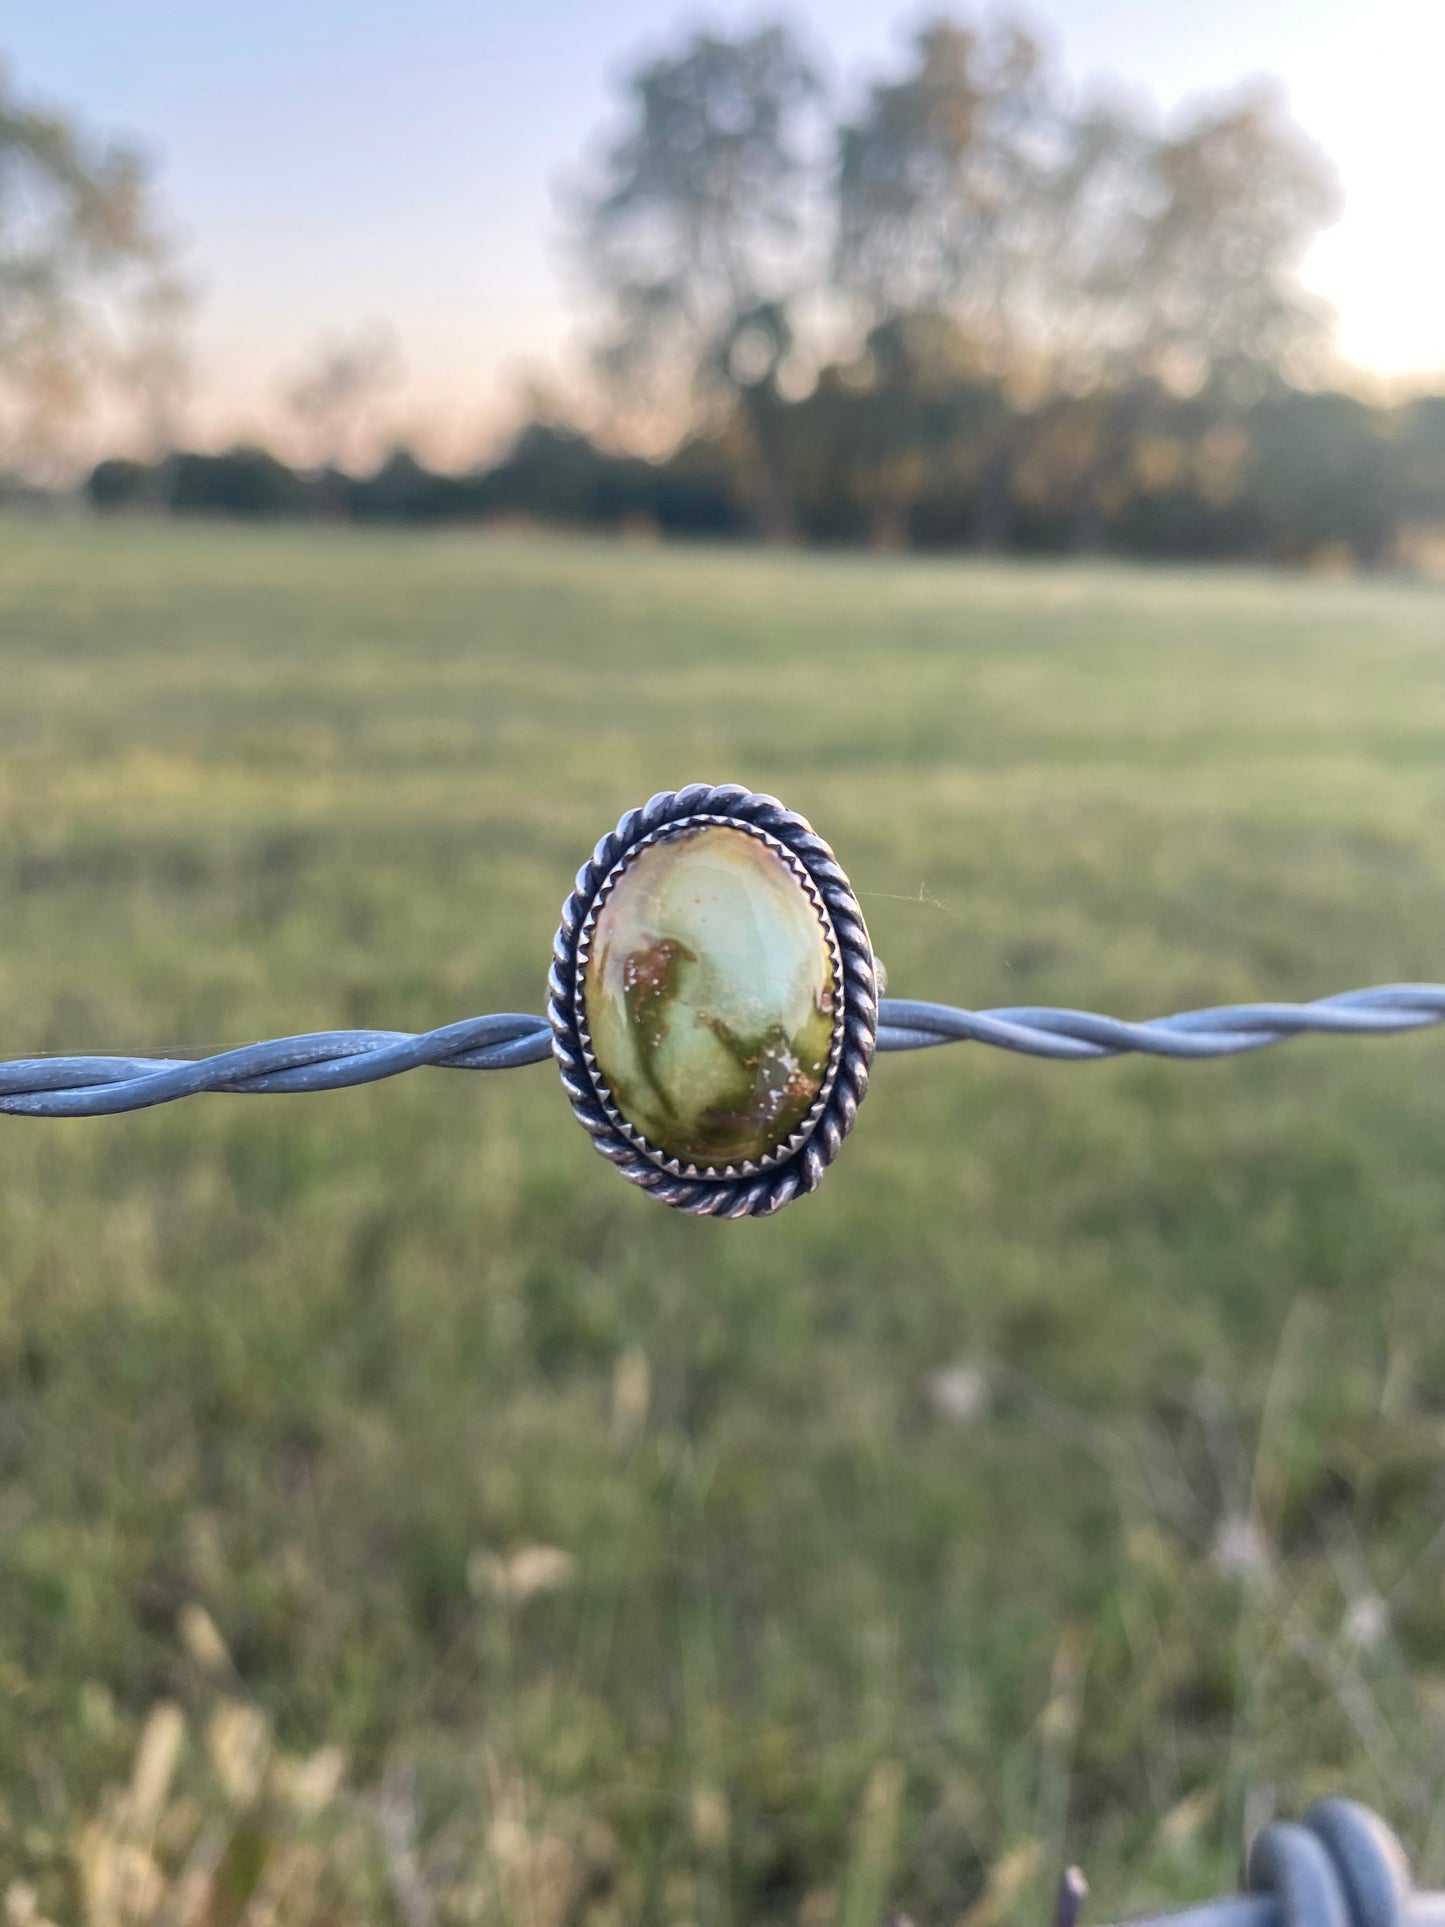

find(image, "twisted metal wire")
[0,1016,553,1118]
[1,985,1442,1120]
[1048,1797,1432,1927]
[875,983,1445,1060]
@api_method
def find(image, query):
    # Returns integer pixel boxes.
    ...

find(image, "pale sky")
[8,0,1444,466]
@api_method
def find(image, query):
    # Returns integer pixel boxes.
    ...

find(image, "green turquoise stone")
[582,823,838,1168]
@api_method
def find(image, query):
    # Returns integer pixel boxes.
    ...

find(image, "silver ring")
[549,784,878,1216]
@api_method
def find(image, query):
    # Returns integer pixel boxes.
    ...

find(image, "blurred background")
[3,3,1445,1922]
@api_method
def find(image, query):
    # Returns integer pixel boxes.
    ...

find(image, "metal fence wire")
[985,1799,1445,1927]
[2,984,1443,1119]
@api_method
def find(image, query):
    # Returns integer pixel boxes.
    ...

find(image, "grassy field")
[3,520,1445,1924]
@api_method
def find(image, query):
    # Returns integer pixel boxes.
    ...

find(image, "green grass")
[3,519,1445,1923]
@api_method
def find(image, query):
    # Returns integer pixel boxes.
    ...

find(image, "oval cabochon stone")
[582,822,838,1168]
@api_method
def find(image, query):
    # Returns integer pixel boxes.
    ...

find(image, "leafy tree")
[573,15,1341,553]
[117,272,192,457]
[830,18,1143,543]
[834,23,1336,400]
[576,25,823,536]
[282,324,404,474]
[1395,396,1445,557]
[1241,387,1393,563]
[834,18,1053,353]
[0,64,183,468]
[165,446,310,517]
[1060,89,1337,545]
[85,454,148,510]
[1124,89,1339,393]
[805,312,1012,547]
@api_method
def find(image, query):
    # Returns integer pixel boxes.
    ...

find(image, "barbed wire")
[2,985,1442,1119]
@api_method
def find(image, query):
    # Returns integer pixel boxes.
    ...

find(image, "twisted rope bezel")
[548,784,878,1217]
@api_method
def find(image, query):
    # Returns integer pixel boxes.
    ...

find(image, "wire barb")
[1,985,1442,1118]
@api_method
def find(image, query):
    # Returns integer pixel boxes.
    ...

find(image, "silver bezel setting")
[549,784,878,1217]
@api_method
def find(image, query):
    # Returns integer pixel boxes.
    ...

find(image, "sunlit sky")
[9,0,1444,465]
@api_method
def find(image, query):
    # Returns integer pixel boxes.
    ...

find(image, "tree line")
[80,383,1445,570]
[9,23,1445,568]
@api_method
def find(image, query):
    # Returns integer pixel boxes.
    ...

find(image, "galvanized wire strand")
[874,983,1445,1059]
[2,985,1443,1118]
[0,1015,554,1118]
[1086,1798,1443,1927]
